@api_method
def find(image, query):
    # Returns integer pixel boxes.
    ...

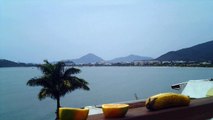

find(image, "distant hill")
[72,53,104,64]
[157,40,213,61]
[70,53,152,64]
[109,54,153,63]
[0,59,36,67]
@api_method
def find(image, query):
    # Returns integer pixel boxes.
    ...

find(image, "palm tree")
[27,60,89,120]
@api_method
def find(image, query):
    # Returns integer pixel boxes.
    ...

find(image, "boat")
[171,78,213,98]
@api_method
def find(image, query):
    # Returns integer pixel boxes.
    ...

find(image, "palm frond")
[57,77,89,97]
[73,77,90,90]
[38,62,54,75]
[27,77,49,87]
[66,76,89,90]
[38,88,57,100]
[64,68,81,77]
[53,62,65,78]
[43,60,49,64]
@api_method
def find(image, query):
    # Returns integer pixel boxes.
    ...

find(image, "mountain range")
[108,55,152,63]
[1,40,213,67]
[0,59,36,67]
[157,40,213,61]
[69,53,152,64]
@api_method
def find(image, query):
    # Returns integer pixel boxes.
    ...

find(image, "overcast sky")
[1,0,213,63]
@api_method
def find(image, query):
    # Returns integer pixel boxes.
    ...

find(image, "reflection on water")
[0,67,213,120]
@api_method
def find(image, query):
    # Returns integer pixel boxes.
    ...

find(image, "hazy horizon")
[1,0,213,63]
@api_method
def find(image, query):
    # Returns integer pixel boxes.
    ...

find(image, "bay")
[0,67,213,120]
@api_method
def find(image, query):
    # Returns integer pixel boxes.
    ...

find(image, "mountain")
[70,53,152,64]
[0,59,36,67]
[109,54,153,63]
[157,40,213,61]
[72,53,104,64]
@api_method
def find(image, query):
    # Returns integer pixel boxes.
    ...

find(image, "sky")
[1,0,213,63]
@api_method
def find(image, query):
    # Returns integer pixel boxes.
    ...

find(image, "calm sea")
[0,67,213,120]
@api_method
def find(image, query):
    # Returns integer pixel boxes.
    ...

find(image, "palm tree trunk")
[56,97,60,120]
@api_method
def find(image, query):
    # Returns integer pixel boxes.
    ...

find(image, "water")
[0,67,213,120]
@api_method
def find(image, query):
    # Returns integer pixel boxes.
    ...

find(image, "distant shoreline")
[1,65,212,68]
